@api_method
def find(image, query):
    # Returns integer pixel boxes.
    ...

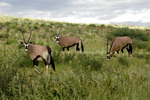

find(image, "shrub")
[75,53,104,70]
[132,39,149,50]
[118,56,129,67]
[0,53,19,97]
[134,30,148,41]
[89,24,96,27]
[101,24,105,27]
[146,44,150,52]
[133,53,150,60]
[5,22,11,26]
[40,23,46,27]
[110,27,148,41]
[52,52,104,71]
[33,25,39,30]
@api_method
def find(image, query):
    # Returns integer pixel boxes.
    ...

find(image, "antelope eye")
[20,42,24,44]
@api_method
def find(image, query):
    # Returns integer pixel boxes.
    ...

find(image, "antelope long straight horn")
[55,27,57,36]
[107,33,109,53]
[27,29,33,43]
[21,30,26,43]
[58,25,62,36]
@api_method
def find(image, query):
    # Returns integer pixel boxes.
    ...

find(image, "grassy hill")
[0,15,150,99]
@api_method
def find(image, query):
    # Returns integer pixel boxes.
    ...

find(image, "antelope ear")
[30,42,33,44]
[20,42,24,44]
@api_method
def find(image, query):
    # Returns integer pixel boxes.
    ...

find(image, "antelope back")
[27,44,49,61]
[59,36,81,47]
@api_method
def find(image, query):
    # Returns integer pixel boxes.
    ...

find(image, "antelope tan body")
[27,44,50,61]
[55,26,84,52]
[58,36,81,47]
[107,36,132,59]
[21,30,55,74]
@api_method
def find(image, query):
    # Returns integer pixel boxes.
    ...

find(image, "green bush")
[132,39,149,50]
[53,52,104,71]
[110,27,148,41]
[134,30,148,41]
[146,44,150,52]
[133,53,150,60]
[0,53,19,97]
[118,56,129,67]
[33,25,39,30]
[74,53,104,70]
[89,24,96,27]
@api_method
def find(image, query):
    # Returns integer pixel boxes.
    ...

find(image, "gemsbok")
[107,36,132,59]
[20,29,55,74]
[55,26,84,52]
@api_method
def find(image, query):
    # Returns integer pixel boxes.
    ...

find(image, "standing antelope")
[20,29,55,73]
[107,36,132,59]
[55,26,84,52]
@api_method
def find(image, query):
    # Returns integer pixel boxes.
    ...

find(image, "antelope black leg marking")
[117,50,119,54]
[76,43,80,51]
[126,48,130,57]
[33,55,47,66]
[36,61,39,66]
[62,47,65,52]
[33,59,38,67]
[43,60,48,66]
[129,44,132,54]
[67,47,69,51]
[121,49,124,53]
[126,48,129,52]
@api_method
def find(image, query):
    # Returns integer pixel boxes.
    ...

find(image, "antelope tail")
[50,54,55,71]
[81,41,84,52]
[129,44,132,54]
[47,46,55,71]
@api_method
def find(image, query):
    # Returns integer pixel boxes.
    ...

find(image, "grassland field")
[0,15,150,99]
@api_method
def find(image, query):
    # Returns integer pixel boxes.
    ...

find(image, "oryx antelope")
[20,29,55,73]
[107,36,132,59]
[55,26,84,52]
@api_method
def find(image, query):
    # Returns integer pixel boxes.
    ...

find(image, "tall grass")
[0,15,150,99]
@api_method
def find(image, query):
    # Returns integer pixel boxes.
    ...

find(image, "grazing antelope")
[107,36,132,59]
[20,29,55,73]
[55,26,84,52]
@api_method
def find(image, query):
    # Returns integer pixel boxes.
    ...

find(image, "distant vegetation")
[0,15,150,99]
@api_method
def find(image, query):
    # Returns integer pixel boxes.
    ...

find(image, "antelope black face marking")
[107,53,110,59]
[56,36,59,43]
[24,43,29,52]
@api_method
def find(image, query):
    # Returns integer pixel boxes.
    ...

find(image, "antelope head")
[21,29,33,52]
[107,52,114,59]
[55,26,62,43]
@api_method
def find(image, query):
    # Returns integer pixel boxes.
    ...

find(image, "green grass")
[0,15,150,99]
